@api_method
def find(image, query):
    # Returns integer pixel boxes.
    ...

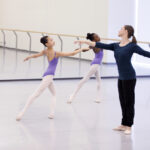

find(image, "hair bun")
[86,33,91,40]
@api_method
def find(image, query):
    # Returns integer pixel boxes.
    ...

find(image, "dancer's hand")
[83,50,89,52]
[74,47,89,52]
[82,47,90,52]
[74,40,85,45]
[23,51,45,62]
[74,48,80,51]
[24,57,30,61]
[74,40,96,47]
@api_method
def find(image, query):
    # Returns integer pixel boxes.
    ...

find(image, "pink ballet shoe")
[16,112,24,121]
[113,126,126,131]
[94,99,101,103]
[48,114,54,119]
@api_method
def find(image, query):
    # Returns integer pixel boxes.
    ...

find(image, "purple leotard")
[43,52,59,77]
[91,50,103,65]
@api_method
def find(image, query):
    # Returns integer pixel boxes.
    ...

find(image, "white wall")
[106,0,135,63]
[134,0,150,65]
[2,0,148,64]
[0,0,108,35]
[136,0,150,41]
[0,0,109,60]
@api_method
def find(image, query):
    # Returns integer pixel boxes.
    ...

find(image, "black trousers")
[118,79,136,127]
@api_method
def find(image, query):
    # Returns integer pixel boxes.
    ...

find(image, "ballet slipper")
[67,100,72,104]
[67,95,74,104]
[48,114,54,119]
[113,125,126,131]
[16,112,24,121]
[94,99,101,103]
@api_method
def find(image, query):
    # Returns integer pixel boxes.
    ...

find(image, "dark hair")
[40,36,48,46]
[124,25,137,44]
[86,33,95,41]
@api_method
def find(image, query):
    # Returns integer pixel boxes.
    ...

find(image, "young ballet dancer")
[74,25,150,135]
[67,33,103,103]
[16,36,87,121]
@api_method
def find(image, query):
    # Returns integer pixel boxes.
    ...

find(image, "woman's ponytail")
[132,35,137,44]
[124,25,137,44]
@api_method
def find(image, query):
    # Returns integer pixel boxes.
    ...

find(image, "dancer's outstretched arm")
[82,47,90,52]
[134,45,150,58]
[75,40,115,51]
[56,48,89,57]
[24,50,45,61]
[75,40,96,47]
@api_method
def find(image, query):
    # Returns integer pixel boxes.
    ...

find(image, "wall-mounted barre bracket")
[26,32,32,70]
[27,32,32,53]
[58,35,63,76]
[1,30,6,70]
[12,30,18,72]
[58,35,63,52]
[76,37,81,77]
[1,30,6,45]
[42,33,46,72]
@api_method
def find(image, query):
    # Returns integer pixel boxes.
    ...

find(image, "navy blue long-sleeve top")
[95,42,150,80]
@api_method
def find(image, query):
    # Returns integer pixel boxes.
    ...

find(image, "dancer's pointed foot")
[113,125,126,131]
[48,114,54,119]
[67,95,74,104]
[67,100,72,104]
[94,99,101,103]
[16,112,24,121]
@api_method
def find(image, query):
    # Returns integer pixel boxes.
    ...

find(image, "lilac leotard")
[91,50,103,65]
[43,52,59,77]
